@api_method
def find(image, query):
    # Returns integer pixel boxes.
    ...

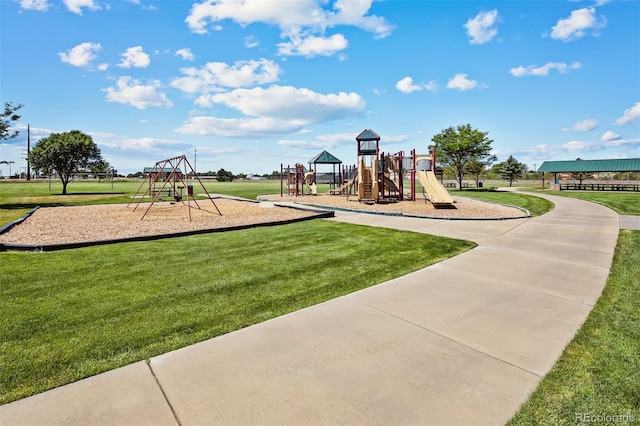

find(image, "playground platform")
[0,191,623,425]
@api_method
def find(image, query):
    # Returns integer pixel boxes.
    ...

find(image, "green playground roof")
[309,150,342,164]
[143,167,183,173]
[356,129,380,141]
[537,158,640,173]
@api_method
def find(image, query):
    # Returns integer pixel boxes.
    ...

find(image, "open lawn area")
[450,189,554,217]
[537,191,640,216]
[0,181,476,404]
[2,180,639,419]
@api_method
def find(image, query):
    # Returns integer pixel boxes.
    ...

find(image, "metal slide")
[416,170,454,207]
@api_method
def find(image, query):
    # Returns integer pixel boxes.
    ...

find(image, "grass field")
[535,190,640,215]
[450,189,554,217]
[2,180,639,416]
[0,179,553,222]
[0,180,476,403]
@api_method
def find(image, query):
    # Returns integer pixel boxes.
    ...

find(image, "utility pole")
[26,124,31,180]
[194,147,197,174]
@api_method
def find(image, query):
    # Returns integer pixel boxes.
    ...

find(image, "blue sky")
[1,0,638,177]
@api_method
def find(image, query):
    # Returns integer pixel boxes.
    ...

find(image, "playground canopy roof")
[537,158,640,173]
[143,167,183,173]
[356,129,380,141]
[308,150,342,165]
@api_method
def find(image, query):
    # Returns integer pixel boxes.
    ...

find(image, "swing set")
[128,155,221,221]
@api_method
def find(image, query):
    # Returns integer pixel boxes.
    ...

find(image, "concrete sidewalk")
[0,193,620,425]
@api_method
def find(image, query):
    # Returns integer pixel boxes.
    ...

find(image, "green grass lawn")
[449,189,554,217]
[0,214,475,404]
[509,230,640,424]
[3,179,640,415]
[536,191,640,216]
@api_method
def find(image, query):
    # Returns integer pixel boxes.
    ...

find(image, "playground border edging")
[0,208,334,252]
[280,200,530,221]
[0,206,40,235]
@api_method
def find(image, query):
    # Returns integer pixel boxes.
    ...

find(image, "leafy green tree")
[431,124,494,189]
[464,155,497,187]
[29,130,106,194]
[90,159,112,182]
[216,168,234,182]
[500,155,528,187]
[0,101,23,141]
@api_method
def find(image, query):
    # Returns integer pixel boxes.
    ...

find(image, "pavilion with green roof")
[308,150,342,188]
[537,158,640,191]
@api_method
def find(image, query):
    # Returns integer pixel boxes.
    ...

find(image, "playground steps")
[362,169,373,199]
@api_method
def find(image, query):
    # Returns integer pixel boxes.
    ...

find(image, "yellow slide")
[417,170,454,207]
[304,171,317,195]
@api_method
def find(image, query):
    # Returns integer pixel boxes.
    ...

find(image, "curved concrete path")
[0,192,621,425]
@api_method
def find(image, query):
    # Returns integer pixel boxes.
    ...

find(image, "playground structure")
[354,129,454,207]
[280,164,317,196]
[128,155,222,221]
[279,129,454,208]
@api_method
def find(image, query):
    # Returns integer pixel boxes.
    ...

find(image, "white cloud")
[601,130,621,141]
[176,116,309,138]
[171,59,281,95]
[119,46,151,68]
[566,118,598,132]
[63,0,101,15]
[614,102,640,125]
[58,42,102,67]
[206,85,364,120]
[550,7,606,42]
[446,73,479,91]
[395,77,422,94]
[185,0,392,57]
[176,85,365,137]
[19,0,50,11]
[395,77,439,94]
[245,36,259,48]
[277,132,356,150]
[100,136,191,152]
[464,10,499,44]
[424,80,439,92]
[514,138,640,160]
[175,48,195,61]
[277,33,348,57]
[103,76,173,109]
[510,62,581,77]
[186,0,391,36]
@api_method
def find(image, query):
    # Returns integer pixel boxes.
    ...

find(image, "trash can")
[478,182,483,188]
[187,184,193,195]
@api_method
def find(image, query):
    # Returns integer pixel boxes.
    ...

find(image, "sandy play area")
[0,199,320,246]
[260,193,528,219]
[0,193,527,247]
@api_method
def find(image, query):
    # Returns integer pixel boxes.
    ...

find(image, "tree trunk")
[60,176,68,195]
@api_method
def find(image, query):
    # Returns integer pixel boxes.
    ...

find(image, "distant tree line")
[125,168,282,180]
